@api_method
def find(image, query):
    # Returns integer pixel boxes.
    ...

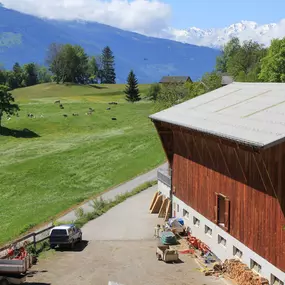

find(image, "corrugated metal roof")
[149,82,285,148]
[159,76,191,83]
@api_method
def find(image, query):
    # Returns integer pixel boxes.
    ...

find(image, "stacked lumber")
[150,194,163,214]
[158,198,171,220]
[222,259,269,285]
[149,192,158,211]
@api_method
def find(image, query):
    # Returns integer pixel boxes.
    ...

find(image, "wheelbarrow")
[156,245,179,263]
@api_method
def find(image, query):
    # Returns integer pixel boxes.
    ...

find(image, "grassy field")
[0,83,164,245]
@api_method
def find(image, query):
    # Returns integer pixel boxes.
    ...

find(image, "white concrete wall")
[158,181,170,198]
[173,195,285,284]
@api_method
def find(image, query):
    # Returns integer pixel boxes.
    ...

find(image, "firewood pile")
[212,259,269,285]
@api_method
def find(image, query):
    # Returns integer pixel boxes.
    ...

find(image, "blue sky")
[163,0,285,29]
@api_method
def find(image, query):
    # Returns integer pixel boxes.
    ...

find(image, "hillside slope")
[0,83,163,244]
[0,6,220,83]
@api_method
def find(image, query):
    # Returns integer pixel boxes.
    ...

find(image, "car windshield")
[51,229,67,236]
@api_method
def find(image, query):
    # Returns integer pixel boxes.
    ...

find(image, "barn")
[150,82,285,284]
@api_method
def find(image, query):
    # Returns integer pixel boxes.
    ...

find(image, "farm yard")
[0,83,164,245]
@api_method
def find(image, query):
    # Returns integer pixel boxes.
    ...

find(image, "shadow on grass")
[0,127,40,138]
[89,84,108,89]
[55,240,89,252]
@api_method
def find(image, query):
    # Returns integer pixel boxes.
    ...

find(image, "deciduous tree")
[0,85,19,128]
[259,38,285,82]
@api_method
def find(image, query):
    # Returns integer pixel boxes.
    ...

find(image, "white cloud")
[1,0,171,35]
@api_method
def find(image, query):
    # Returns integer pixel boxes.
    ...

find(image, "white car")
[49,224,82,249]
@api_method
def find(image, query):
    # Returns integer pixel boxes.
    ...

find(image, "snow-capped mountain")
[161,20,283,48]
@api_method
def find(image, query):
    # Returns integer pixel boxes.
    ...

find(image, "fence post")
[33,233,36,252]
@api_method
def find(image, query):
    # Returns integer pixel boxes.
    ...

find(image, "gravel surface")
[27,187,227,285]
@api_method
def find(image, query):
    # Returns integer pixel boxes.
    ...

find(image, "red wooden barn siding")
[154,121,285,272]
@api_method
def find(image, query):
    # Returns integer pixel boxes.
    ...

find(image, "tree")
[0,85,19,128]
[259,38,285,82]
[46,43,63,83]
[216,37,241,73]
[155,83,188,110]
[12,62,23,88]
[125,70,140,103]
[216,37,266,82]
[146,83,161,101]
[35,65,52,83]
[88,56,99,83]
[0,70,6,86]
[23,63,38,86]
[101,46,116,84]
[201,71,222,91]
[47,43,89,84]
[227,40,266,81]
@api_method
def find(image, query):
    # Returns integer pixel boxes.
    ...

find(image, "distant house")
[159,76,192,84]
[221,75,234,86]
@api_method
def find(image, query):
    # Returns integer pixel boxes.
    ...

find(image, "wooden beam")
[218,139,231,176]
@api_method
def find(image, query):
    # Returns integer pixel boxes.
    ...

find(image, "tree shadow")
[0,127,40,138]
[89,84,108,89]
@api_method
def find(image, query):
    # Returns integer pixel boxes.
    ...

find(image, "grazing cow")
[89,108,95,112]
[28,113,34,118]
[63,114,68,118]
[54,100,60,104]
[108,102,118,105]
[112,117,117,121]
[59,104,64,109]
[72,113,79,116]
[106,107,111,110]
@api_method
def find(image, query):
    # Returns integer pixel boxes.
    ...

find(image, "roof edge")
[149,116,265,149]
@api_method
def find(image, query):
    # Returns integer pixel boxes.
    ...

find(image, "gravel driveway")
[28,186,226,285]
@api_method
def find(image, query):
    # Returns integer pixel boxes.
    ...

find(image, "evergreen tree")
[12,62,23,88]
[125,70,140,103]
[101,46,116,84]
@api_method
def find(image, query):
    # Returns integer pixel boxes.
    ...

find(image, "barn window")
[271,274,284,285]
[205,225,212,236]
[250,259,261,274]
[193,216,200,227]
[214,193,230,231]
[218,235,227,247]
[233,246,243,259]
[183,209,189,219]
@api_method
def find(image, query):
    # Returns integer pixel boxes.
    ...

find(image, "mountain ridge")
[163,20,282,48]
[0,6,220,83]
